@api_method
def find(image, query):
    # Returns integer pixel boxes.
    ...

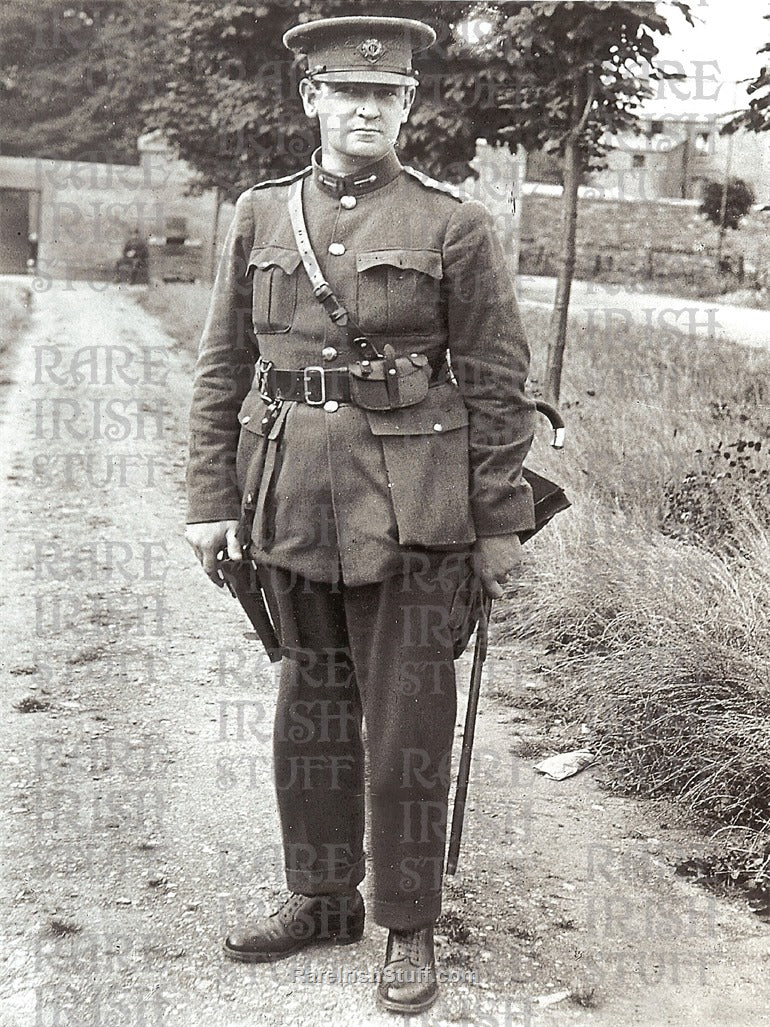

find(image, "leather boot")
[223,890,365,963]
[376,924,438,1013]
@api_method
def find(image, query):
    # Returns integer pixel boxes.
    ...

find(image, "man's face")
[300,80,415,171]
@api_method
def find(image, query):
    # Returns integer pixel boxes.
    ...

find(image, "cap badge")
[358,38,385,63]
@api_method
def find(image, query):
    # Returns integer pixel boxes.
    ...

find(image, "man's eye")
[329,85,401,101]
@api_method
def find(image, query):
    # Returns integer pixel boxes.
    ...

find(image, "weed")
[662,437,769,550]
[436,911,472,945]
[48,918,81,937]
[569,983,601,1008]
[14,696,52,713]
[505,923,537,940]
[510,738,550,759]
[67,648,106,665]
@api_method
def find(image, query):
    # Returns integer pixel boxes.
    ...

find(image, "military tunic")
[187,149,536,581]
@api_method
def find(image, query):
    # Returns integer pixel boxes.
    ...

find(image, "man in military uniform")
[185,15,536,1014]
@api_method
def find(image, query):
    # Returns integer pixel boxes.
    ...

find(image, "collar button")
[340,195,357,209]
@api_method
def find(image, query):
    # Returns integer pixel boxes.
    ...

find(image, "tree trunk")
[545,133,581,403]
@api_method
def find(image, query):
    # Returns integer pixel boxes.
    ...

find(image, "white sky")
[644,0,770,116]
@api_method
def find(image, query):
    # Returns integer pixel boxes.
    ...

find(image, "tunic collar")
[311,148,402,197]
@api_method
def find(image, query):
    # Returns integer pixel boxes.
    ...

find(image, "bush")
[700,177,755,231]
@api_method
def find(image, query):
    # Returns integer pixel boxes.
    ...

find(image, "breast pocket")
[356,249,443,336]
[248,245,302,334]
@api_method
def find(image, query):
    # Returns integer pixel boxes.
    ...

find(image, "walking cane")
[446,592,492,875]
[445,400,569,875]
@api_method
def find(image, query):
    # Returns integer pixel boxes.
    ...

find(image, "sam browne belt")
[255,354,450,410]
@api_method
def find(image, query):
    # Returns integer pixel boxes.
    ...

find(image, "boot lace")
[389,928,425,966]
[273,892,308,924]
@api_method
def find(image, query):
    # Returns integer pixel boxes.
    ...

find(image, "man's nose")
[355,94,381,117]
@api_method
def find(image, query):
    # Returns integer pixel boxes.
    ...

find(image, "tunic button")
[323,400,340,413]
[328,242,346,256]
[322,345,338,362]
[433,423,443,432]
[242,415,250,424]
[340,195,357,209]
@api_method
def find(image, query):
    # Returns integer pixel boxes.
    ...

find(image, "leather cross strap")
[287,180,383,359]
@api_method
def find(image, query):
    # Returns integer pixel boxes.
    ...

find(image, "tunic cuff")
[471,480,535,537]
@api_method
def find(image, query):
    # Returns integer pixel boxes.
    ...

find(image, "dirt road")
[1,279,769,1027]
[518,275,770,351]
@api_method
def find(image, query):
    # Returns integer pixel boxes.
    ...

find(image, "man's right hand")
[184,520,243,586]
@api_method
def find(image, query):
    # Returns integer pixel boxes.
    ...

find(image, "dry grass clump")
[501,301,770,859]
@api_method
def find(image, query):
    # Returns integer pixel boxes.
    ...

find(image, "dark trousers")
[262,552,468,931]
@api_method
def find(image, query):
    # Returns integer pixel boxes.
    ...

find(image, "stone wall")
[520,187,770,283]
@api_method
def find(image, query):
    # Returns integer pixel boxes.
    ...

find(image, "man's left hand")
[472,534,524,599]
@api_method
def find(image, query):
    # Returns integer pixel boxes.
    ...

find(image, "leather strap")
[260,364,352,405]
[256,358,450,407]
[287,180,382,359]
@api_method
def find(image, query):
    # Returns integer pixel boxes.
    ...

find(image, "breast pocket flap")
[248,245,302,276]
[356,249,443,279]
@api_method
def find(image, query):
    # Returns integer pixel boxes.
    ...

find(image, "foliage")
[0,1,170,164]
[662,437,769,550]
[457,1,686,164]
[727,15,770,134]
[699,177,756,232]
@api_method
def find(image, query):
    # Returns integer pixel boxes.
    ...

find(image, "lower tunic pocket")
[364,386,476,548]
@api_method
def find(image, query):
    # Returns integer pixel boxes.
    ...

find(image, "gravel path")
[518,275,770,351]
[1,279,768,1027]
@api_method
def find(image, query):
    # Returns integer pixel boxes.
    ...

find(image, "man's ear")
[299,78,319,117]
[401,84,416,124]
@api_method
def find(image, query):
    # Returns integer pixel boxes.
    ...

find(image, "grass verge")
[136,281,211,355]
[503,300,770,889]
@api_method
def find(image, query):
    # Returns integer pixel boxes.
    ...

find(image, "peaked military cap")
[283,16,436,86]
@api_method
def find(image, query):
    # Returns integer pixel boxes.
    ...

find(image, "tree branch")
[572,72,597,139]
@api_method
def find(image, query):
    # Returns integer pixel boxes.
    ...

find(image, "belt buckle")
[303,366,326,406]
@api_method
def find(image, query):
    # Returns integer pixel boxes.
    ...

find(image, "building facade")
[0,132,226,281]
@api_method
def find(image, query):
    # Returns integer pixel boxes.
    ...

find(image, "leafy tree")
[700,178,755,232]
[451,1,692,401]
[0,1,170,163]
